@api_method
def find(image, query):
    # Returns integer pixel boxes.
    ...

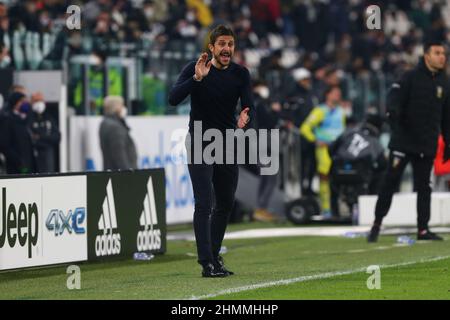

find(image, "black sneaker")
[201,263,228,278]
[215,256,234,276]
[417,230,443,241]
[367,225,380,243]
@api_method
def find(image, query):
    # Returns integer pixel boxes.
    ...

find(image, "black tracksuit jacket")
[387,58,450,157]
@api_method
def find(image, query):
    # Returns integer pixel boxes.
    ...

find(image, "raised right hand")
[194,52,212,81]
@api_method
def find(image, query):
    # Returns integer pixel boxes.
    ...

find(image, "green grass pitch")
[1,224,449,300]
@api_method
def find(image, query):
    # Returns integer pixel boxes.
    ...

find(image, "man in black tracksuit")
[368,41,450,242]
[168,25,253,277]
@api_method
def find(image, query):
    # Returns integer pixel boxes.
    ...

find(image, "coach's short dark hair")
[424,40,445,53]
[209,25,236,45]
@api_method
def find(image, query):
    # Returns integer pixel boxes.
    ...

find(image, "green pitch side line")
[188,255,450,300]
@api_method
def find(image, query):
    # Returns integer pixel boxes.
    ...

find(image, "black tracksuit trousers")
[188,160,238,266]
[374,150,434,231]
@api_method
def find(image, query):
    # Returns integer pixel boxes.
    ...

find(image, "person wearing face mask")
[0,91,36,174]
[99,95,137,170]
[28,92,60,173]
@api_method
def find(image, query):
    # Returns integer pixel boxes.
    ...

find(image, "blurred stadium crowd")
[0,0,450,106]
[1,0,450,219]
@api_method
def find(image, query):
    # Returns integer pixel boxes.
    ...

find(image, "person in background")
[99,95,137,170]
[300,85,346,218]
[253,79,281,223]
[28,92,60,173]
[367,41,450,242]
[0,42,11,69]
[0,91,36,174]
[0,88,6,174]
[74,49,123,115]
[288,67,318,196]
[9,84,27,95]
[434,135,450,191]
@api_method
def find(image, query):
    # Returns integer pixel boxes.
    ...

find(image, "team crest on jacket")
[437,86,443,99]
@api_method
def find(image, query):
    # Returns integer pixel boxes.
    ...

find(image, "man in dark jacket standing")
[99,95,138,170]
[168,25,252,278]
[368,41,450,242]
[29,92,61,173]
[0,92,36,174]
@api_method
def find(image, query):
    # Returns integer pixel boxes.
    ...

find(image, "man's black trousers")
[374,150,434,230]
[188,161,238,265]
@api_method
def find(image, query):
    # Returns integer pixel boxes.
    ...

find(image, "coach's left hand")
[238,107,250,129]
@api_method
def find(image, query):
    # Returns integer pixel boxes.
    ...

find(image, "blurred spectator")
[300,86,346,218]
[288,67,318,195]
[99,95,137,170]
[28,92,60,173]
[434,135,450,191]
[292,0,329,53]
[259,48,292,103]
[84,0,113,26]
[9,84,26,95]
[8,0,40,32]
[0,85,5,174]
[253,79,280,222]
[0,2,6,18]
[0,91,36,174]
[0,42,10,68]
[250,0,282,39]
[73,49,123,114]
[258,48,283,80]
[0,14,11,56]
[92,11,117,53]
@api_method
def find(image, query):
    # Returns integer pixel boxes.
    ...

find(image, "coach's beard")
[213,52,231,68]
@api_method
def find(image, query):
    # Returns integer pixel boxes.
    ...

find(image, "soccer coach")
[368,41,450,242]
[168,25,253,277]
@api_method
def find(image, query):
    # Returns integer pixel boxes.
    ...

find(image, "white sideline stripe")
[189,255,450,300]
[168,226,450,241]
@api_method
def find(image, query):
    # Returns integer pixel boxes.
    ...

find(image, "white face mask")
[144,8,154,19]
[256,86,270,99]
[32,101,46,114]
[0,55,11,68]
[186,12,195,22]
[120,107,128,118]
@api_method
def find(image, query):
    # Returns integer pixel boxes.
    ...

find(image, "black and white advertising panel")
[87,169,166,260]
[0,176,87,270]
